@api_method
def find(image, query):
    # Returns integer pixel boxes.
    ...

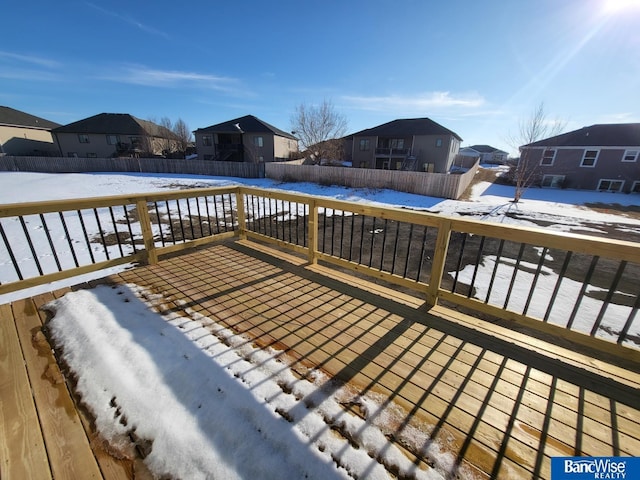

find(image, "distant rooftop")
[194,115,297,140]
[0,106,61,130]
[462,144,508,154]
[523,123,640,148]
[349,118,462,141]
[53,113,178,139]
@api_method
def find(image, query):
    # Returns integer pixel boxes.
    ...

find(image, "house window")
[253,136,264,147]
[580,150,598,167]
[623,150,639,162]
[390,139,404,149]
[541,174,565,188]
[359,161,368,168]
[359,139,370,151]
[106,135,119,145]
[257,155,264,162]
[597,179,624,192]
[540,149,556,166]
[435,138,443,147]
[78,134,89,143]
[87,153,97,158]
[632,181,640,193]
[202,135,213,146]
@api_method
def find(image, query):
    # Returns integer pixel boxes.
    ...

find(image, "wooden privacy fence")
[1,186,639,362]
[0,155,478,199]
[266,159,480,199]
[0,155,265,178]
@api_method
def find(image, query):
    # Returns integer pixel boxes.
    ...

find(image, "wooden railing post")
[426,218,452,308]
[136,199,158,265]
[236,188,247,240]
[308,199,318,264]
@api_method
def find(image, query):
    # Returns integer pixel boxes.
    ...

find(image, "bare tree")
[159,117,174,155]
[172,118,192,155]
[505,103,566,202]
[290,99,348,164]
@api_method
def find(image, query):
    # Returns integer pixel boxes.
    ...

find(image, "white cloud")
[85,2,169,40]
[0,50,61,69]
[101,65,242,93]
[598,112,640,123]
[341,91,486,113]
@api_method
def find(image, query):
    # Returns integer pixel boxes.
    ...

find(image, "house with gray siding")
[344,118,462,173]
[194,115,298,163]
[459,145,509,164]
[53,113,179,158]
[520,123,640,193]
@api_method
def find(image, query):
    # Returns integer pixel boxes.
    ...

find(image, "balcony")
[1,186,639,479]
[375,147,410,156]
[214,143,244,162]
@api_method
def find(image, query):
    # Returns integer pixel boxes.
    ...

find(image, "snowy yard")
[1,170,639,478]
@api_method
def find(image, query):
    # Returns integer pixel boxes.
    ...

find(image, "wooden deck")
[2,239,639,479]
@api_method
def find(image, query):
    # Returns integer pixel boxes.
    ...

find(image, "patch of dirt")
[583,202,640,221]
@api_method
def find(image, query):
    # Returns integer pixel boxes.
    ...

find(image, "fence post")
[426,218,452,308]
[308,199,318,264]
[136,199,158,265]
[236,188,247,239]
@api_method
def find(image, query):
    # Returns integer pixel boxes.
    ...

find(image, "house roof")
[0,106,61,130]
[194,115,297,140]
[53,113,178,139]
[462,144,508,154]
[348,118,462,141]
[523,123,640,148]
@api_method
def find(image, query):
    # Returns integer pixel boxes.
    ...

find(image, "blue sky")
[2,0,639,155]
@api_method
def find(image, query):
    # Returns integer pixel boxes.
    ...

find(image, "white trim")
[632,181,640,193]
[523,145,640,151]
[622,149,639,162]
[597,178,624,192]
[540,148,556,166]
[541,174,565,188]
[580,149,599,168]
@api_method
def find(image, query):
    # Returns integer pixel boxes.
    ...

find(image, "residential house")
[194,115,298,163]
[459,144,509,164]
[344,118,462,173]
[0,106,61,156]
[52,113,180,158]
[520,123,640,193]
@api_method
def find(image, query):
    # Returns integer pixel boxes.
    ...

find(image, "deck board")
[0,302,51,480]
[11,297,104,480]
[2,239,639,479]
[35,290,138,480]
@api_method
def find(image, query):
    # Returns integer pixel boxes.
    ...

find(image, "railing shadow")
[109,240,639,479]
[229,241,637,478]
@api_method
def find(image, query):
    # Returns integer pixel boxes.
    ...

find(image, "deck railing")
[2,186,639,359]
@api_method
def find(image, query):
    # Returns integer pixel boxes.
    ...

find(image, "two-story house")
[459,145,509,164]
[53,113,179,158]
[194,115,298,163]
[0,106,61,156]
[520,123,640,193]
[344,118,462,173]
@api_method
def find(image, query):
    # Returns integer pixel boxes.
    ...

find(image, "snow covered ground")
[2,170,639,478]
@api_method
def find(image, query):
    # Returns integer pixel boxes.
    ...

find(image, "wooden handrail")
[1,186,639,361]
